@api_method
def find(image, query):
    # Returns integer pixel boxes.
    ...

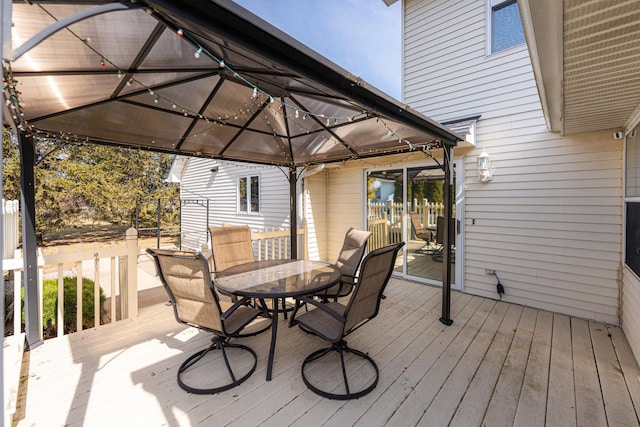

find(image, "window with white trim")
[625,125,640,276]
[238,174,260,213]
[488,0,525,54]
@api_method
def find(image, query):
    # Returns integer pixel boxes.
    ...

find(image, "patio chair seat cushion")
[218,300,262,335]
[296,302,346,343]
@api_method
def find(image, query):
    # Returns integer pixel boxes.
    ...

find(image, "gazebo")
[1,0,461,349]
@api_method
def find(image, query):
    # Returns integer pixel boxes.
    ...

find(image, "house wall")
[178,157,292,250]
[622,268,640,360]
[403,0,623,324]
[323,163,368,262]
[303,171,328,261]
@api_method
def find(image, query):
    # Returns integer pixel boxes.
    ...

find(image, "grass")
[41,277,105,336]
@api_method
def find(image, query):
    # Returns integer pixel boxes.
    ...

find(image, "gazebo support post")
[289,167,298,259]
[19,131,43,348]
[440,145,454,326]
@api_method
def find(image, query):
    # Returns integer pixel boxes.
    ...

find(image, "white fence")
[3,225,306,341]
[366,199,447,250]
[368,199,445,228]
[3,199,20,258]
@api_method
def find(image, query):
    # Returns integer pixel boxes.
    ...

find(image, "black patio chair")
[290,241,405,400]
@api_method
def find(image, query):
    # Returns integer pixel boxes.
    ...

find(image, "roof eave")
[519,0,563,134]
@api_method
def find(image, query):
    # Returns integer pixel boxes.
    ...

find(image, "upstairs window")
[489,0,525,54]
[238,175,260,213]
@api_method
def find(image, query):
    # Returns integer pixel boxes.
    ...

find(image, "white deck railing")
[3,224,308,341]
[2,199,19,258]
[2,228,139,340]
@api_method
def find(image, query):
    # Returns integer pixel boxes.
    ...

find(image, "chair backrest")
[410,212,423,232]
[147,248,224,332]
[343,242,405,333]
[335,227,373,278]
[209,225,255,272]
[435,216,444,244]
[435,216,456,244]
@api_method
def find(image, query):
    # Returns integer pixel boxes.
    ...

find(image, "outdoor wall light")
[210,166,219,173]
[477,149,494,183]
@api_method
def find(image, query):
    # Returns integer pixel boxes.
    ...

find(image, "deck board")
[420,300,510,426]
[546,314,577,426]
[482,306,537,427]
[13,278,640,427]
[449,303,524,427]
[388,297,497,426]
[572,318,607,427]
[512,310,552,427]
[590,321,639,426]
[609,325,640,418]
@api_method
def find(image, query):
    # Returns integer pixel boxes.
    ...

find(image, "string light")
[3,23,439,159]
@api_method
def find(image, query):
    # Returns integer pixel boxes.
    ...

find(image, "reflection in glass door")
[366,169,404,273]
[405,166,455,283]
[366,165,456,285]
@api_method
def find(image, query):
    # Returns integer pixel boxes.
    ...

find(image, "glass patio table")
[215,259,341,381]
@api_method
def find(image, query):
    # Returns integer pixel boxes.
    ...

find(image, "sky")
[233,0,402,99]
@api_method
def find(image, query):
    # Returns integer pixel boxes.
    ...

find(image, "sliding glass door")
[365,161,461,287]
[366,169,404,273]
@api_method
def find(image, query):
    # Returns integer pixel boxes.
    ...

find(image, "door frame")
[362,157,465,290]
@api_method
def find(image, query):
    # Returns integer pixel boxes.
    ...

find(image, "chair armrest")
[220,296,254,320]
[296,296,344,323]
[341,274,357,286]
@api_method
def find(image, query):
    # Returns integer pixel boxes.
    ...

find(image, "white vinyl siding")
[178,158,290,251]
[325,164,366,262]
[303,172,328,261]
[622,267,640,363]
[404,0,623,324]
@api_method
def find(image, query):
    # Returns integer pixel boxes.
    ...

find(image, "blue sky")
[233,0,402,99]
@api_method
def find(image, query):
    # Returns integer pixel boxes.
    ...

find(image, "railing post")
[125,227,138,319]
[302,218,308,260]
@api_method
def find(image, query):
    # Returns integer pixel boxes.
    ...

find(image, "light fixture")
[477,149,494,183]
[194,48,202,59]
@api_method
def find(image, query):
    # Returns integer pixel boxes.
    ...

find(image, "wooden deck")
[13,278,640,426]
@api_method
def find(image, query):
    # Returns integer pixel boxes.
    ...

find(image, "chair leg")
[301,340,379,400]
[177,335,257,394]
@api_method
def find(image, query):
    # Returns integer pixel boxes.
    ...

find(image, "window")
[489,0,525,54]
[238,175,260,213]
[626,126,640,276]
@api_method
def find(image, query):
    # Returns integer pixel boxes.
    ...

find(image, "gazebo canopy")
[4,0,461,167]
[2,1,461,347]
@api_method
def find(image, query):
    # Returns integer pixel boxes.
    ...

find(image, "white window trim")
[486,0,525,57]
[624,123,640,278]
[237,173,261,214]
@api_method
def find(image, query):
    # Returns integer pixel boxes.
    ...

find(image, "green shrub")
[41,277,105,336]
